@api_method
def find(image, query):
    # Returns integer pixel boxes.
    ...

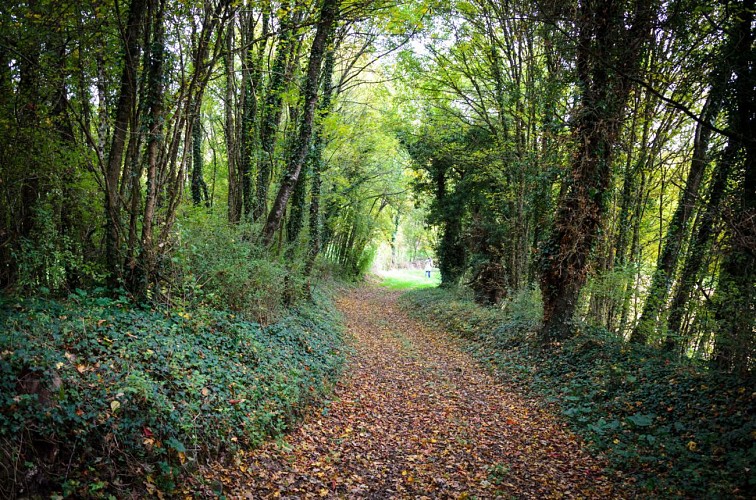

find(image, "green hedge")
[401,287,755,498]
[0,289,345,497]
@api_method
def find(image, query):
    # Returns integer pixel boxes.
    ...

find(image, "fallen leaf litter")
[199,285,628,498]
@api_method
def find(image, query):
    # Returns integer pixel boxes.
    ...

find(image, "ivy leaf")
[626,413,655,427]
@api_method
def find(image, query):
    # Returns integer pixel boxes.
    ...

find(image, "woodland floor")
[199,285,629,499]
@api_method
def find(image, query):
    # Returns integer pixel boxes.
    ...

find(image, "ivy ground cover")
[0,289,345,497]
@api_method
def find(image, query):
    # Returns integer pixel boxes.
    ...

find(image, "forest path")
[203,285,623,498]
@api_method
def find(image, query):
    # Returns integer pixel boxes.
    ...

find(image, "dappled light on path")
[201,286,624,498]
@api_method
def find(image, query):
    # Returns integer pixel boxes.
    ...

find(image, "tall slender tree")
[262,0,340,244]
[104,0,147,286]
[254,4,298,222]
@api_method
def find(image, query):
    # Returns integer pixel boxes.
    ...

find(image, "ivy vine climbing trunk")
[240,9,268,218]
[710,0,755,375]
[131,0,166,296]
[261,0,340,245]
[303,42,337,295]
[191,111,209,207]
[539,0,656,342]
[104,0,146,286]
[253,6,297,222]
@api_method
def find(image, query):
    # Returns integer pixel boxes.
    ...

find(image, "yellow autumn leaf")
[110,400,121,412]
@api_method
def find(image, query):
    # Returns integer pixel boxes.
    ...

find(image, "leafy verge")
[0,289,345,497]
[401,288,755,498]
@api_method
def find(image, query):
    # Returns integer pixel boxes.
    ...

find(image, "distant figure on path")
[424,257,433,278]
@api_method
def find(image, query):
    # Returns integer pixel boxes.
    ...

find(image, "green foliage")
[0,291,345,497]
[318,66,410,277]
[170,213,289,322]
[13,202,83,293]
[401,288,755,497]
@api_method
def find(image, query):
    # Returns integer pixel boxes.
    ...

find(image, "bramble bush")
[401,287,755,498]
[0,288,345,498]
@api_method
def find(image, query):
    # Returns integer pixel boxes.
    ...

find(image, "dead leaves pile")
[198,286,628,498]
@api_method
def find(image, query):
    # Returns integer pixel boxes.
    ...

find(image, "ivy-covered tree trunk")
[253,8,296,222]
[302,41,337,294]
[131,0,165,296]
[539,0,655,342]
[0,36,13,286]
[191,113,209,206]
[261,0,340,245]
[710,0,755,375]
[239,9,267,219]
[104,0,146,286]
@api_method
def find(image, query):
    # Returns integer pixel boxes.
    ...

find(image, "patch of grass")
[0,288,345,498]
[400,287,756,498]
[375,269,441,291]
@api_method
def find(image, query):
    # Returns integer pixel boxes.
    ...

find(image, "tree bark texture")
[710,0,755,374]
[261,0,340,245]
[104,0,146,285]
[539,0,656,341]
[191,113,209,206]
[225,22,241,224]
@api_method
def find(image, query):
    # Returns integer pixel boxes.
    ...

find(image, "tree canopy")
[1,0,752,369]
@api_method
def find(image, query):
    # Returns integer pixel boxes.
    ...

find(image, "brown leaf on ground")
[198,285,630,498]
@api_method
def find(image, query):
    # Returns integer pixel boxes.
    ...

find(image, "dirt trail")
[203,285,625,498]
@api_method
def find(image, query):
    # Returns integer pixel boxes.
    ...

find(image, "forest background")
[0,0,753,497]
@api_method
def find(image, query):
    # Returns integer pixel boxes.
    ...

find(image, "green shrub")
[170,214,288,322]
[13,201,103,295]
[0,289,345,497]
[401,287,756,498]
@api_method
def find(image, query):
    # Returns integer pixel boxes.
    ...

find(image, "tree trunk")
[302,41,336,294]
[261,0,340,245]
[240,9,267,219]
[253,9,296,222]
[225,21,241,224]
[191,112,208,206]
[539,0,655,342]
[131,0,165,296]
[632,63,727,345]
[104,0,146,286]
[710,0,755,375]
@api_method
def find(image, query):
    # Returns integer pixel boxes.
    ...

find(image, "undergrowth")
[0,288,345,498]
[401,287,755,498]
